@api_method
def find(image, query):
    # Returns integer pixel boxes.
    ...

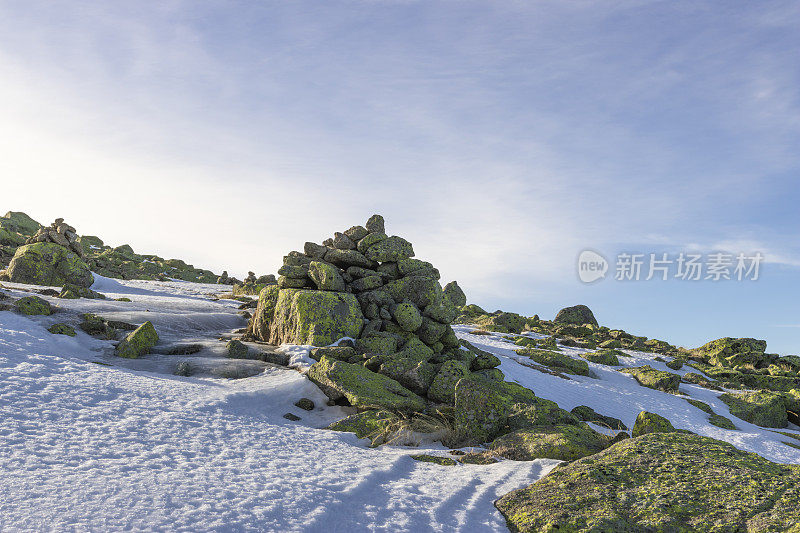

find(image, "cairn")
[26,218,84,258]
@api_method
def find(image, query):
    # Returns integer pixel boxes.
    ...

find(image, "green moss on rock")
[48,323,76,336]
[495,432,800,532]
[327,409,394,446]
[517,348,590,376]
[491,423,608,462]
[580,350,620,366]
[631,410,676,437]
[5,242,93,288]
[308,356,426,412]
[621,365,680,392]
[719,390,788,428]
[269,289,363,346]
[410,454,458,466]
[14,295,52,315]
[115,321,158,359]
[553,304,598,326]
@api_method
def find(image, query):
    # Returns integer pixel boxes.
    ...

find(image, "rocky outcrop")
[1,242,93,288]
[115,321,159,359]
[26,218,85,258]
[495,432,800,532]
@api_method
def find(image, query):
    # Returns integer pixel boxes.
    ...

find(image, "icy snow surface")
[0,277,557,532]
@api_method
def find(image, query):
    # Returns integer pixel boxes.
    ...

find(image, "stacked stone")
[26,218,84,258]
[247,214,485,405]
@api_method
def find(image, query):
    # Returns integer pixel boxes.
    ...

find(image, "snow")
[0,278,557,532]
[1,277,798,531]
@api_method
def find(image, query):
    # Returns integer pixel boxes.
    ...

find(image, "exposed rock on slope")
[496,433,800,532]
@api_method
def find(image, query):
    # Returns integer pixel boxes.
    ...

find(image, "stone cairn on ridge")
[244,214,482,413]
[26,218,84,258]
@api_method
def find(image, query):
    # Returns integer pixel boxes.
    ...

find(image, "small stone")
[365,214,385,234]
[283,413,302,421]
[295,398,315,411]
[333,232,356,250]
[393,302,423,332]
[226,339,251,359]
[14,295,52,315]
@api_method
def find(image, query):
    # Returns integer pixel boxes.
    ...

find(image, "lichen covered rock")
[269,289,363,346]
[490,423,608,461]
[48,323,76,336]
[553,304,598,326]
[719,390,788,428]
[442,281,466,307]
[631,410,676,437]
[308,356,426,412]
[115,321,158,359]
[4,242,93,288]
[621,365,680,392]
[495,432,800,532]
[14,295,52,315]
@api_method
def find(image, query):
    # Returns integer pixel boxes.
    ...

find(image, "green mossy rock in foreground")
[490,423,608,462]
[115,321,158,359]
[495,432,800,532]
[269,288,363,346]
[580,349,620,366]
[248,285,280,342]
[631,410,676,437]
[14,295,52,315]
[621,365,680,392]
[308,356,426,412]
[3,242,93,288]
[719,390,788,428]
[570,405,627,431]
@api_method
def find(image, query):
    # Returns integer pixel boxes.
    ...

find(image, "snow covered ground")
[0,277,556,532]
[1,277,798,531]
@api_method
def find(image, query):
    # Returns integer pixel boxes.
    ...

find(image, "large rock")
[269,289,364,346]
[0,211,40,235]
[248,285,281,342]
[496,432,800,532]
[631,410,676,437]
[384,276,442,308]
[364,235,414,263]
[693,337,770,368]
[308,356,426,412]
[116,321,158,359]
[442,281,466,307]
[553,304,598,326]
[719,390,788,428]
[307,261,346,291]
[14,295,52,315]
[3,242,93,287]
[621,365,680,392]
[490,423,608,461]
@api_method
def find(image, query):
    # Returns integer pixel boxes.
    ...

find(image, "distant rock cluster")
[26,218,85,258]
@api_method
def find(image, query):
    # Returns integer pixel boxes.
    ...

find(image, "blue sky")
[1,1,798,353]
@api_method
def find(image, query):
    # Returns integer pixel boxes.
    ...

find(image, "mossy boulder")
[570,405,627,431]
[363,235,414,263]
[453,375,578,445]
[553,304,598,326]
[580,350,619,366]
[225,339,251,359]
[269,289,363,346]
[490,423,608,462]
[4,242,93,287]
[442,281,466,307]
[378,354,439,395]
[631,410,676,437]
[115,321,158,359]
[393,301,423,332]
[495,432,800,532]
[427,360,471,404]
[247,285,280,342]
[719,390,788,428]
[693,337,769,367]
[0,227,25,246]
[517,348,590,376]
[14,295,52,315]
[308,356,426,412]
[48,323,76,336]
[471,349,501,371]
[307,261,346,292]
[708,413,737,430]
[327,409,394,446]
[79,313,115,338]
[0,211,40,235]
[621,365,680,392]
[58,283,105,300]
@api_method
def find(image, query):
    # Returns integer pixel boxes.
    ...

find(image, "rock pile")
[26,218,85,258]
